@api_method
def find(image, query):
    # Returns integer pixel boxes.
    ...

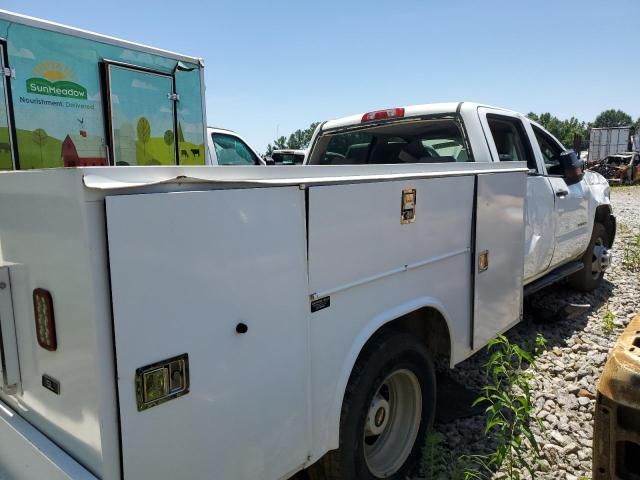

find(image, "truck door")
[478,108,555,282]
[0,42,15,170]
[106,187,310,480]
[529,125,589,266]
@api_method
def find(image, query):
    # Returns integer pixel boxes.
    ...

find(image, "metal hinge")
[2,67,15,79]
[167,92,180,102]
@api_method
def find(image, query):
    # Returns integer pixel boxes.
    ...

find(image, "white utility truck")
[0,103,614,480]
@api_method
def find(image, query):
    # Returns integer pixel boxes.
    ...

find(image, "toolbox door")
[473,171,527,348]
[106,187,310,480]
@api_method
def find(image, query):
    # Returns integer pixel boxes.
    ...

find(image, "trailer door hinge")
[3,67,15,79]
[167,92,180,102]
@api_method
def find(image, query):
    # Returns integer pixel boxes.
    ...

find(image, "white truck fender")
[326,296,454,451]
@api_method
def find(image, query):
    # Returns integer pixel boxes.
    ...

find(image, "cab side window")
[211,133,259,165]
[532,126,564,176]
[486,115,537,170]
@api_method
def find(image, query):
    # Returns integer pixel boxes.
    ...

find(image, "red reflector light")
[33,288,57,351]
[361,107,405,123]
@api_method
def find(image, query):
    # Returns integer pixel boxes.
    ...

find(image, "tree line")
[266,109,640,156]
[526,109,640,149]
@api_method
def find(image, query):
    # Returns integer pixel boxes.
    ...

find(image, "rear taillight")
[33,288,57,351]
[361,107,405,123]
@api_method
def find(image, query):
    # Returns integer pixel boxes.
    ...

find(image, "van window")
[212,133,259,165]
[307,118,470,165]
[108,66,177,166]
[486,115,536,170]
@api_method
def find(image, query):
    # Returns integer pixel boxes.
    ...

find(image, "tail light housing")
[33,288,57,351]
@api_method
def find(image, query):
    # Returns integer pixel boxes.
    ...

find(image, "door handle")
[556,190,569,197]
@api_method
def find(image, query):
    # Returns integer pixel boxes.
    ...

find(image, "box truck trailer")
[0,9,207,171]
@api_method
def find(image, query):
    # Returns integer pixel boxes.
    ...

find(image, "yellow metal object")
[593,314,640,479]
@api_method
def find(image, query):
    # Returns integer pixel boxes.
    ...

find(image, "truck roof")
[321,102,512,131]
[272,149,306,155]
[0,9,203,65]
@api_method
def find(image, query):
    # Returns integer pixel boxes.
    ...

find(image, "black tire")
[308,331,436,480]
[569,222,609,292]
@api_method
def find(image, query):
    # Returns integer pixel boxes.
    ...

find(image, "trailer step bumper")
[0,399,97,480]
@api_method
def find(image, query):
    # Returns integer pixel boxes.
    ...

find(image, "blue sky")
[4,0,639,153]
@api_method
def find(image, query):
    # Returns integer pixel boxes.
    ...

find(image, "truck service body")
[0,95,614,480]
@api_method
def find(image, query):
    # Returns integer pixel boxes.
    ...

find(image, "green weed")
[622,233,640,272]
[461,334,547,480]
[601,307,616,334]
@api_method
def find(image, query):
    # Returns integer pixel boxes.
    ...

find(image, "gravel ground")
[422,185,640,479]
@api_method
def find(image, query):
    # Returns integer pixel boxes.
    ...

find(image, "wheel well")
[365,307,452,370]
[595,205,615,248]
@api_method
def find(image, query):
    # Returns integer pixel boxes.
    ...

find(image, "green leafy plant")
[623,233,640,273]
[462,334,547,480]
[602,307,616,334]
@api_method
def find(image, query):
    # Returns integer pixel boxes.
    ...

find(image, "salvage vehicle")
[207,126,265,165]
[589,151,640,184]
[0,104,614,480]
[0,9,207,171]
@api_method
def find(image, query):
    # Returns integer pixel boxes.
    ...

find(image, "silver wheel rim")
[591,237,610,280]
[364,369,422,478]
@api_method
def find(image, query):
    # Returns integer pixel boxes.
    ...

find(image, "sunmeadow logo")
[26,62,87,100]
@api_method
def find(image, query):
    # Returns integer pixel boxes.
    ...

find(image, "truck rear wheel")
[569,222,610,291]
[308,332,436,480]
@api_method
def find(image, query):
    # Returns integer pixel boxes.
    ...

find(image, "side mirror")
[559,150,584,185]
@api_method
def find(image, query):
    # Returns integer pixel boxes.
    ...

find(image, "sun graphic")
[32,62,73,81]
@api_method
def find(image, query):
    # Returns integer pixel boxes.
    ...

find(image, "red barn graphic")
[61,135,107,167]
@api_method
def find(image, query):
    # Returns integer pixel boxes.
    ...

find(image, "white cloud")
[87,92,101,102]
[8,43,35,59]
[131,78,158,90]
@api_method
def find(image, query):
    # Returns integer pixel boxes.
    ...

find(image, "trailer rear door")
[105,186,310,479]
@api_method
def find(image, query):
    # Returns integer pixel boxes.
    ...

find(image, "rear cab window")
[211,133,260,165]
[307,118,471,165]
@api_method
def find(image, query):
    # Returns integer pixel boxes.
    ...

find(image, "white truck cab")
[305,102,615,293]
[206,127,265,166]
[270,149,307,165]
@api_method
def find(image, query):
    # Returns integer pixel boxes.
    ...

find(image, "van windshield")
[307,118,470,165]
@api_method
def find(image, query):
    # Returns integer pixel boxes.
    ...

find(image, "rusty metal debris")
[593,314,640,479]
